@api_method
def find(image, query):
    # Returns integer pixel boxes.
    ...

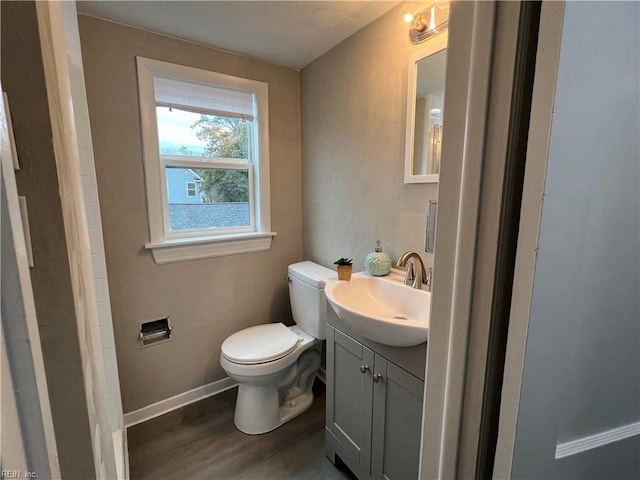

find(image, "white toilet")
[220,261,335,435]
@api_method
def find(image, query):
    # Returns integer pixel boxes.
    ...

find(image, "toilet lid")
[221,323,299,365]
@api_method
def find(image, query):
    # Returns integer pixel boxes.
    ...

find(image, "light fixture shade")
[409,1,449,44]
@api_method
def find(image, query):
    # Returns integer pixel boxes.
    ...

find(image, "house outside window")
[136,57,275,263]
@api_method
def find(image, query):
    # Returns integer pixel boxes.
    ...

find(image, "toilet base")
[234,383,315,435]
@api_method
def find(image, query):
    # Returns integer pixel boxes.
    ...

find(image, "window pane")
[165,166,250,231]
[156,106,249,160]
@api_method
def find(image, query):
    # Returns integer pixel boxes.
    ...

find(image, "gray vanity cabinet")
[326,325,425,480]
[370,356,424,480]
[326,326,375,477]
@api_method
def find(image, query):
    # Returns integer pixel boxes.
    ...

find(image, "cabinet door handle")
[373,373,383,383]
[360,365,370,374]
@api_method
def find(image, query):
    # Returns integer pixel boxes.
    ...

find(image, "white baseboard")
[555,420,640,459]
[123,377,237,428]
[317,367,327,384]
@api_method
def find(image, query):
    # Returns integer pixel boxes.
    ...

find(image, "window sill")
[145,231,277,264]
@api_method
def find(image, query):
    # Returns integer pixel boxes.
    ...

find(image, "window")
[186,181,197,197]
[136,57,274,263]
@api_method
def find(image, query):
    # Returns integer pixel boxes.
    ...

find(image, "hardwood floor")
[128,382,355,480]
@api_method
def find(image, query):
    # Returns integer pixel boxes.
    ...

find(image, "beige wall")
[300,3,437,271]
[78,15,302,413]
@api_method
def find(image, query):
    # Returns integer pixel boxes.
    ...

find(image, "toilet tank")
[288,261,335,340]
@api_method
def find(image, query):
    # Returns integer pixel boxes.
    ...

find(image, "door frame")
[34,1,121,477]
[418,2,497,478]
[419,1,549,477]
[1,87,61,477]
[492,2,565,476]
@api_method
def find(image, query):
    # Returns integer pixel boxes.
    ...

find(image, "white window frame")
[136,57,275,264]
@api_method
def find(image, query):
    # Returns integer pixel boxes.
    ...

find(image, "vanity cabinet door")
[326,326,374,476]
[371,356,424,480]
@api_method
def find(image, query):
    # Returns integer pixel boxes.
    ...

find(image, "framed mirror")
[404,32,448,183]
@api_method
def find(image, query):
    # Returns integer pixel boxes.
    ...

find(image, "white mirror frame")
[404,31,448,184]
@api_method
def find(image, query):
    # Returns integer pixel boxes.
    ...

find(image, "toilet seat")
[221,323,299,365]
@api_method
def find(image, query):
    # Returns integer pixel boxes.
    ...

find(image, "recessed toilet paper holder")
[139,317,172,348]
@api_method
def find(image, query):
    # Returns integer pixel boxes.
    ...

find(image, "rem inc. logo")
[1,471,38,479]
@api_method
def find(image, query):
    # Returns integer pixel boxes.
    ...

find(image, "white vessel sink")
[324,272,430,347]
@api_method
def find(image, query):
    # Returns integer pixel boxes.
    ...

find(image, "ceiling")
[76,1,401,70]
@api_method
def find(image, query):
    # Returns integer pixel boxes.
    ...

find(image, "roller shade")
[154,76,255,120]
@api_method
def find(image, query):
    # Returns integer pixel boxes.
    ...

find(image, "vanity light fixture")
[406,0,449,44]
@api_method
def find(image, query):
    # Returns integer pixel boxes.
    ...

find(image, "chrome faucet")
[396,251,428,290]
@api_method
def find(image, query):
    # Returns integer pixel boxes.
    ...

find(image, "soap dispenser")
[365,239,392,276]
